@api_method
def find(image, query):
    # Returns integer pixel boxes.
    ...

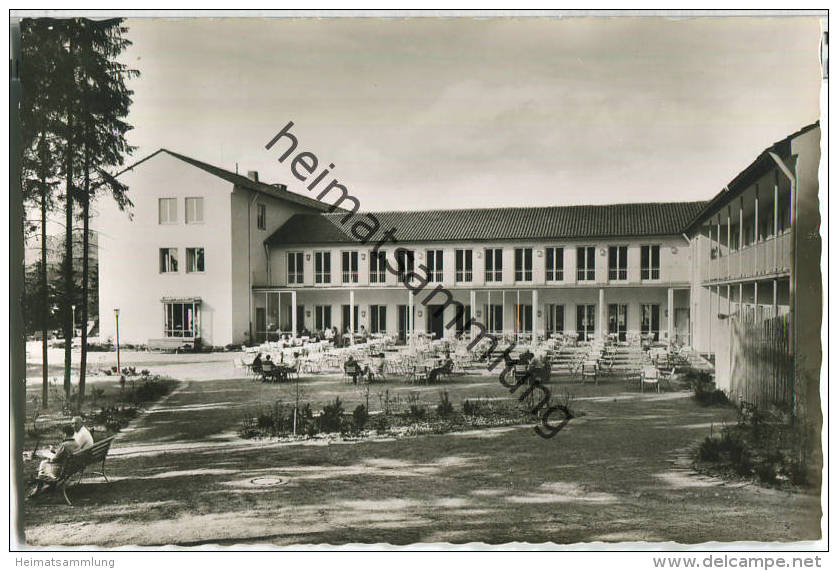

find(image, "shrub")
[436,391,454,417]
[372,413,388,433]
[696,431,751,475]
[353,404,369,431]
[90,387,106,405]
[697,436,722,462]
[684,369,714,391]
[408,404,427,421]
[320,397,344,433]
[724,433,753,476]
[755,461,778,485]
[91,405,139,433]
[462,398,480,416]
[131,376,176,403]
[696,389,729,406]
[686,370,729,406]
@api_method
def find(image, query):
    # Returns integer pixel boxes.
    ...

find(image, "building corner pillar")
[667,287,675,344]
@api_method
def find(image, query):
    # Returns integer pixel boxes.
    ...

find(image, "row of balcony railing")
[704,231,792,282]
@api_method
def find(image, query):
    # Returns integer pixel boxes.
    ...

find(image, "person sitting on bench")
[72,416,93,451]
[29,425,79,498]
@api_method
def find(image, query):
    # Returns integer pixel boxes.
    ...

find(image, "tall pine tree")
[20,19,65,408]
[75,18,137,399]
[20,17,137,403]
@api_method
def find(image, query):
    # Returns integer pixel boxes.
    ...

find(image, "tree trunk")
[40,135,49,408]
[79,156,90,400]
[62,33,75,402]
[63,126,74,401]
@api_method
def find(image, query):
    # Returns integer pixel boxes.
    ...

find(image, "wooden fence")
[729,313,795,413]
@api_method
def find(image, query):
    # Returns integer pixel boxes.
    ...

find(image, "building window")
[640,245,660,280]
[516,304,533,332]
[608,246,628,281]
[455,304,472,335]
[576,247,595,281]
[158,198,177,224]
[576,304,596,341]
[545,247,564,281]
[608,304,628,342]
[256,203,266,230]
[545,304,564,334]
[396,250,415,282]
[163,302,199,338]
[484,304,503,333]
[641,303,660,341]
[485,248,503,282]
[159,248,178,273]
[315,305,332,331]
[287,252,304,284]
[370,305,387,334]
[342,251,359,283]
[315,251,331,284]
[186,247,205,273]
[455,249,473,282]
[426,249,443,282]
[342,304,359,333]
[185,197,204,224]
[370,250,387,283]
[514,248,533,282]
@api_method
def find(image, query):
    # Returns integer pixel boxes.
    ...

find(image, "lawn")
[21,366,822,547]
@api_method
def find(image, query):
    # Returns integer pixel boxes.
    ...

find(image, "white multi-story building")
[96,123,820,422]
[95,149,334,347]
[261,204,702,346]
[96,148,704,348]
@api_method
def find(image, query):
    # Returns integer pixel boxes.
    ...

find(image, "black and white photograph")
[8,9,828,554]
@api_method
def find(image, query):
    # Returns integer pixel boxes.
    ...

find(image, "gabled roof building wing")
[117,148,339,212]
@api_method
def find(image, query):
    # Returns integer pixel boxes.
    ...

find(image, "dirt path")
[22,375,822,547]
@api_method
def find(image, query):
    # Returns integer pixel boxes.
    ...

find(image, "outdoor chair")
[409,365,429,384]
[657,367,675,391]
[368,361,386,382]
[641,366,660,393]
[343,362,363,384]
[580,360,598,384]
[513,363,529,383]
[260,362,278,383]
[286,361,300,380]
[624,368,643,391]
[597,354,615,376]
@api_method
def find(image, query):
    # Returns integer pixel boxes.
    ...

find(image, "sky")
[117,16,823,212]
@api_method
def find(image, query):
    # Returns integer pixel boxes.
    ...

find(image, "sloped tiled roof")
[684,121,820,233]
[266,201,708,246]
[118,149,339,212]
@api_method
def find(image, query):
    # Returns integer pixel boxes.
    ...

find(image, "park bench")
[41,436,116,506]
[147,338,192,352]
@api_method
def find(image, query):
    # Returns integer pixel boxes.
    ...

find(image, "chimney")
[247,170,259,182]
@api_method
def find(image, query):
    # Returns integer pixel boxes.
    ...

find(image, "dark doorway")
[398,304,412,343]
[608,304,627,342]
[427,304,445,339]
[341,304,359,334]
[296,305,305,334]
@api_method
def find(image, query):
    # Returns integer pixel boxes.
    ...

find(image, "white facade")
[263,236,693,344]
[95,150,326,346]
